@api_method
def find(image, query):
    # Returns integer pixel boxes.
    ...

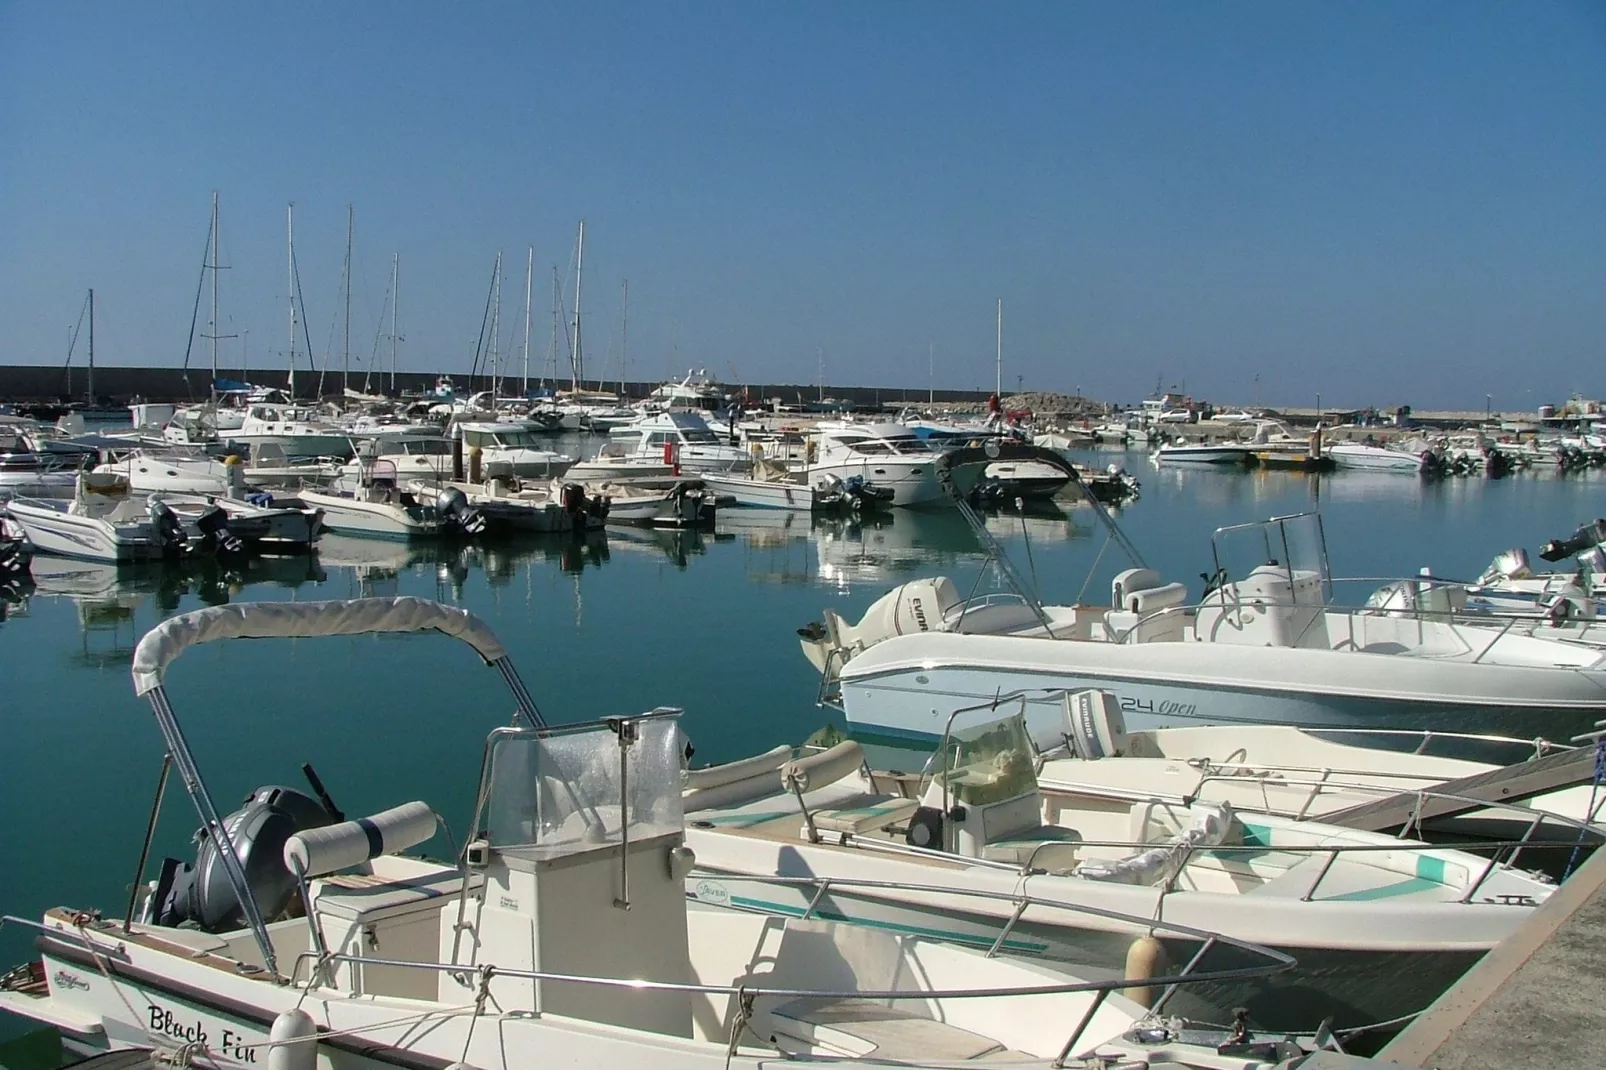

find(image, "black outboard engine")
[435,486,486,536]
[0,538,27,576]
[145,785,336,932]
[193,504,245,556]
[147,499,189,555]
[1540,518,1606,563]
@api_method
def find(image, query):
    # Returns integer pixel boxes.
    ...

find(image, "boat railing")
[1006,826,1569,907]
[17,865,1289,1066]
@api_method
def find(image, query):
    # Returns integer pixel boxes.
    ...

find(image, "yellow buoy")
[1122,934,1167,1008]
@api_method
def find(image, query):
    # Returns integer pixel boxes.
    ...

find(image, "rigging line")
[467,258,498,388]
[363,280,393,394]
[292,249,322,397]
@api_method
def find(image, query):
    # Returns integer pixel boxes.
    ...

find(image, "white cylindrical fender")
[267,1009,317,1070]
[284,801,437,878]
[1122,935,1167,1009]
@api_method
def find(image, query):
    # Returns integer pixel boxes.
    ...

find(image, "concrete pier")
[1379,841,1606,1068]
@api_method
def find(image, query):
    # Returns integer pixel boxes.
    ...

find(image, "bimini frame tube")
[129,597,545,976]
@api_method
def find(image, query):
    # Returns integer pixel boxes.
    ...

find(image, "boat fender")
[1122,936,1166,1009]
[283,801,437,880]
[267,1009,318,1070]
[667,844,697,881]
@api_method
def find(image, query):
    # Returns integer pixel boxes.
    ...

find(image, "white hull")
[835,626,1606,744]
[1152,445,1251,466]
[701,472,819,510]
[4,500,166,562]
[804,461,943,507]
[297,490,441,540]
[1328,443,1430,473]
[231,431,355,460]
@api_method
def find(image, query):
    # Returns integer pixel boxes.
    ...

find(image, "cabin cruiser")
[1151,441,1253,466]
[0,597,1287,1070]
[609,411,750,474]
[1326,441,1435,474]
[456,421,574,478]
[683,700,1551,1032]
[341,430,455,484]
[565,442,679,485]
[803,424,944,507]
[93,450,249,496]
[643,368,728,413]
[799,512,1606,742]
[231,403,355,460]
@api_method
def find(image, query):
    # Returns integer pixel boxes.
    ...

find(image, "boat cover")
[132,596,507,694]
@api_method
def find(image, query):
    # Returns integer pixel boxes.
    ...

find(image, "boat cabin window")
[483,717,684,858]
[365,437,451,458]
[464,428,544,449]
[679,427,720,444]
[936,712,1038,807]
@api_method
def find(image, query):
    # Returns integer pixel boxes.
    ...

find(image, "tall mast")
[620,278,628,397]
[210,193,220,393]
[286,203,297,398]
[929,341,934,405]
[521,246,534,394]
[389,254,400,395]
[995,298,1003,398]
[87,288,95,404]
[489,251,503,399]
[549,266,560,386]
[571,220,585,390]
[817,346,824,402]
[342,204,353,394]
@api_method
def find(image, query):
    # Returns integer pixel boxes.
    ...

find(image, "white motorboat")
[3,474,188,562]
[683,703,1553,1032]
[583,478,715,526]
[93,450,248,496]
[456,421,575,478]
[231,402,355,460]
[406,476,606,534]
[644,367,729,413]
[565,441,679,485]
[1030,696,1603,847]
[1327,441,1434,473]
[803,424,945,507]
[1151,442,1252,466]
[0,429,79,499]
[609,410,750,473]
[298,461,448,540]
[154,493,324,552]
[341,430,455,484]
[702,460,894,512]
[799,512,1606,742]
[0,597,1289,1070]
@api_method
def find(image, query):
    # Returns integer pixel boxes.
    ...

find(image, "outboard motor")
[435,486,486,536]
[193,504,245,556]
[1478,547,1533,586]
[145,785,336,932]
[147,498,188,555]
[1540,519,1606,563]
[560,482,587,516]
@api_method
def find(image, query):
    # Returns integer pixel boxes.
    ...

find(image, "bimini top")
[132,596,508,695]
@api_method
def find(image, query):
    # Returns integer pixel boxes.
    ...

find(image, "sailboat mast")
[571,220,585,391]
[522,246,533,395]
[620,278,628,397]
[929,341,934,405]
[995,298,1003,399]
[549,267,560,386]
[286,203,297,398]
[87,288,95,404]
[210,192,221,395]
[389,254,399,395]
[342,204,353,394]
[490,251,503,399]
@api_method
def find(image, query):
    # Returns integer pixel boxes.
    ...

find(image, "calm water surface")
[3,446,1603,1036]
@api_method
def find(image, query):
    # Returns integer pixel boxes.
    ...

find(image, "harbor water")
[3,441,1605,1040]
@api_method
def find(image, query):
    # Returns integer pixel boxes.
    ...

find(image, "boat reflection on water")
[316,530,613,597]
[718,502,1086,589]
[604,525,709,569]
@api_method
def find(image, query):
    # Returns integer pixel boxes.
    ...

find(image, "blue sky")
[2,2,1603,409]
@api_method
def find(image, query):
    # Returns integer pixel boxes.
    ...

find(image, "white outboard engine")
[1478,547,1533,586]
[1038,689,1129,759]
[435,486,486,536]
[144,785,337,932]
[797,577,963,676]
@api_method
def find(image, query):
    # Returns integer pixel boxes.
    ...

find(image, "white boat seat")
[767,998,1008,1061]
[981,825,1082,869]
[311,866,478,925]
[1111,567,1164,609]
[806,795,921,840]
[1125,581,1189,615]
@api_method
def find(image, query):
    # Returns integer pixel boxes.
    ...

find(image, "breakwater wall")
[0,364,993,409]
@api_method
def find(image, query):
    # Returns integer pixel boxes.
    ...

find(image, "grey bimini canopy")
[132,596,508,696]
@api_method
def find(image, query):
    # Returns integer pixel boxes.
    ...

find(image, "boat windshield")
[1210,511,1332,600]
[483,715,684,859]
[368,437,451,457]
[464,429,544,449]
[936,711,1038,807]
[680,428,721,445]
